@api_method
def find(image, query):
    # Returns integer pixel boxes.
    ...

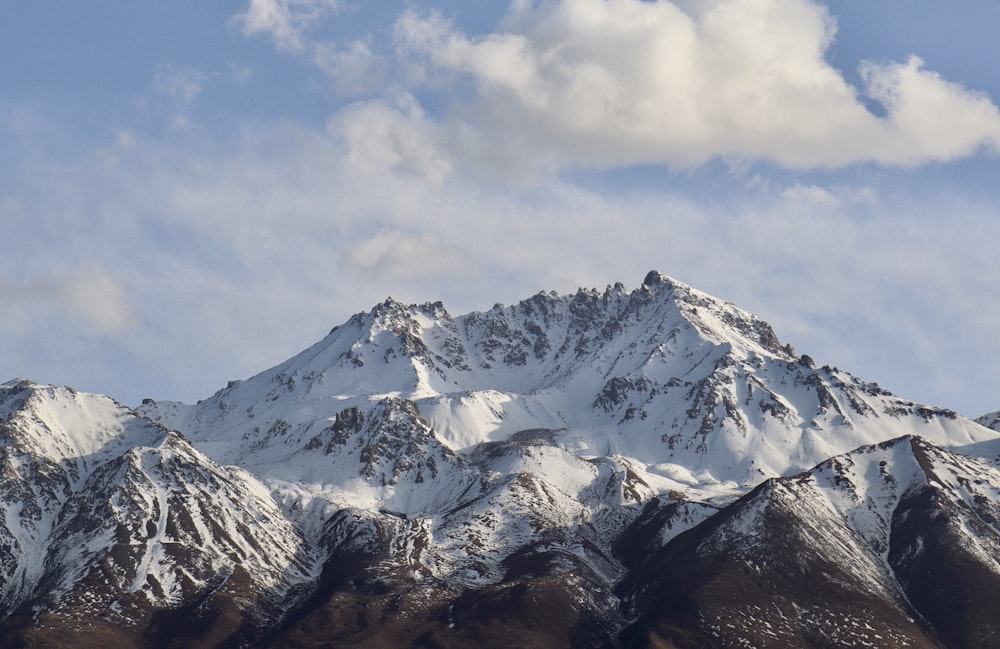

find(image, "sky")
[2,0,1000,418]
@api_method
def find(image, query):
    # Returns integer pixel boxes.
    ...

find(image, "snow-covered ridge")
[0,379,163,473]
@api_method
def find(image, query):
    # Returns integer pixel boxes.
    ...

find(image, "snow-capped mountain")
[142,271,990,502]
[3,272,1000,648]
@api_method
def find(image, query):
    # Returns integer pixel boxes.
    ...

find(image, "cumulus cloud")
[324,0,1000,172]
[860,56,1000,164]
[232,0,1000,170]
[231,0,341,53]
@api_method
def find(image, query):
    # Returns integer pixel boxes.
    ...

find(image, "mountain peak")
[642,268,678,287]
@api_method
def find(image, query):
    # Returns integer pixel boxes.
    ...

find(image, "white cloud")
[780,184,839,206]
[231,0,341,53]
[59,268,138,335]
[313,39,387,95]
[227,62,254,86]
[93,130,136,169]
[861,56,1000,164]
[779,183,875,206]
[153,65,207,108]
[354,0,1000,172]
[341,230,479,281]
[0,267,136,337]
[327,95,453,182]
[152,65,209,130]
[231,0,1000,171]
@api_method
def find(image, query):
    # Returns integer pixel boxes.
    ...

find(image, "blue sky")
[2,0,1000,417]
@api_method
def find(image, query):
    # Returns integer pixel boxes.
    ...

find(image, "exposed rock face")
[2,272,1000,648]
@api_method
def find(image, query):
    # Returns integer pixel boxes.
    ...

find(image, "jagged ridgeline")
[2,272,999,648]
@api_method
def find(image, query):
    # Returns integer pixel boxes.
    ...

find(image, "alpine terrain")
[2,271,1000,648]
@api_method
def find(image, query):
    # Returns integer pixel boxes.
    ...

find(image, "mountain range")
[2,271,999,648]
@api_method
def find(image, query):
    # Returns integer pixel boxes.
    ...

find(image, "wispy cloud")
[154,65,207,108]
[0,267,136,337]
[313,39,387,95]
[230,0,342,53]
[153,64,208,129]
[227,62,254,86]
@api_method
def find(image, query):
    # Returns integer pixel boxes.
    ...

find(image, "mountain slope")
[0,380,319,648]
[618,435,1000,649]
